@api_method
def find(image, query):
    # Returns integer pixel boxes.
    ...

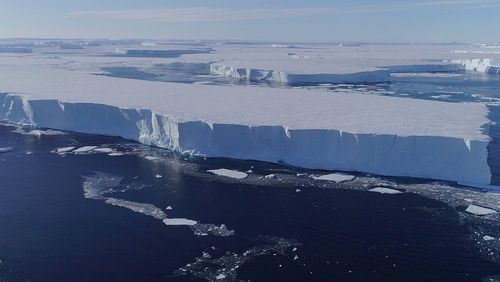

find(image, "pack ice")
[0,42,496,186]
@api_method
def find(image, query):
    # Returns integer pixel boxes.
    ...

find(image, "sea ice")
[311,173,355,183]
[73,146,98,153]
[264,174,277,179]
[207,169,248,180]
[465,204,497,215]
[93,147,115,153]
[163,218,198,226]
[368,187,403,194]
[0,147,13,153]
[483,235,496,241]
[55,146,75,153]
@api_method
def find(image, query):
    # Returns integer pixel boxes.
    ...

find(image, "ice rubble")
[82,173,234,236]
[0,47,495,186]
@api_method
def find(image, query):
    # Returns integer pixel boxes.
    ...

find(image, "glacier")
[0,42,498,186]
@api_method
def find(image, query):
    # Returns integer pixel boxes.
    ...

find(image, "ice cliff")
[0,91,491,186]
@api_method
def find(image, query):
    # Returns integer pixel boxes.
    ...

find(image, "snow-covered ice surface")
[0,41,499,186]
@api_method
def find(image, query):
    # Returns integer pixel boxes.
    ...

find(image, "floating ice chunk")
[155,174,163,178]
[483,235,496,241]
[144,156,159,161]
[105,198,167,220]
[369,187,403,194]
[264,174,277,179]
[108,152,124,156]
[216,274,226,280]
[93,147,115,153]
[55,146,75,153]
[431,95,452,100]
[0,147,13,153]
[207,169,248,180]
[465,204,497,215]
[73,146,98,153]
[166,206,173,210]
[311,173,355,183]
[163,218,198,226]
[296,189,301,192]
[28,129,66,136]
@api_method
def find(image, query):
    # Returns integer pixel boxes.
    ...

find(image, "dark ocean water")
[0,123,499,282]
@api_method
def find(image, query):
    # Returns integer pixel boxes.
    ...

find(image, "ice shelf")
[0,47,494,186]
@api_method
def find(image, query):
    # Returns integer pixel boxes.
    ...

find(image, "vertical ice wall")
[0,93,492,185]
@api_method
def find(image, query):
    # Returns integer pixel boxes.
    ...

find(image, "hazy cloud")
[71,0,500,23]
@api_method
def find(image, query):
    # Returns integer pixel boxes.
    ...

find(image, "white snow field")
[0,41,498,186]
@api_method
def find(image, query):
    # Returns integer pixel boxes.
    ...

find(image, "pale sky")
[1,0,499,42]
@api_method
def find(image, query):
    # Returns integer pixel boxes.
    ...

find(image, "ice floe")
[311,173,355,183]
[369,187,403,194]
[73,146,98,153]
[0,147,13,153]
[163,218,197,226]
[207,169,248,180]
[55,146,75,153]
[483,235,496,241]
[465,204,497,216]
